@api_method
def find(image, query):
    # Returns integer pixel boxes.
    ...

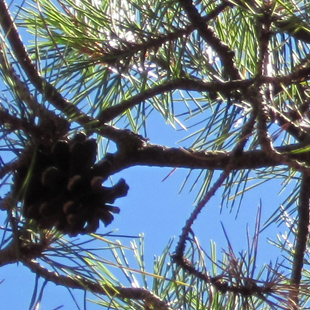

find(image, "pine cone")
[13,133,129,236]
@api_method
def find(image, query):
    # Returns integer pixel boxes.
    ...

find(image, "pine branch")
[0,0,92,128]
[290,174,310,306]
[23,259,172,310]
[0,109,38,135]
[174,169,230,257]
[0,237,48,267]
[249,84,310,174]
[104,141,310,175]
[97,78,254,123]
[0,241,18,266]
[178,0,241,80]
[173,112,256,286]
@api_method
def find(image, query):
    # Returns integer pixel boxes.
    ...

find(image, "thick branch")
[0,241,18,266]
[98,74,310,142]
[0,238,47,267]
[105,142,310,175]
[0,110,38,134]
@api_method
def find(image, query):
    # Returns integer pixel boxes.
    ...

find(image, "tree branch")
[178,0,241,80]
[0,241,18,266]
[97,78,254,123]
[0,236,171,310]
[0,0,92,128]
[0,110,38,135]
[103,141,310,176]
[290,174,310,306]
[0,236,48,267]
[248,83,310,174]
[23,259,172,310]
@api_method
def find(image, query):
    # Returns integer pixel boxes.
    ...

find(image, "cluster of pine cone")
[14,133,128,236]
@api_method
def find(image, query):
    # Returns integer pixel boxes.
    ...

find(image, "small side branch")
[290,174,310,305]
[174,169,230,257]
[98,78,254,123]
[0,0,92,127]
[249,85,310,174]
[23,260,172,310]
[173,108,256,259]
[178,0,241,80]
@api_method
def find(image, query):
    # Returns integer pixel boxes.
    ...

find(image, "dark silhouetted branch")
[0,0,91,128]
[24,260,172,310]
[178,0,241,80]
[290,174,310,306]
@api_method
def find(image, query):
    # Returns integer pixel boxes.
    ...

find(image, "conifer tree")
[1,0,310,309]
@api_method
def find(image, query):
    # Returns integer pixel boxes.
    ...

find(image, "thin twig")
[98,78,254,122]
[174,109,256,257]
[268,105,309,142]
[178,0,241,81]
[0,0,92,127]
[290,173,310,306]
[23,259,172,310]
[0,44,69,138]
[175,168,230,257]
[250,85,310,174]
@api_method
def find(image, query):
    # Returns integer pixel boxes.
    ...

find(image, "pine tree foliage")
[1,0,310,309]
